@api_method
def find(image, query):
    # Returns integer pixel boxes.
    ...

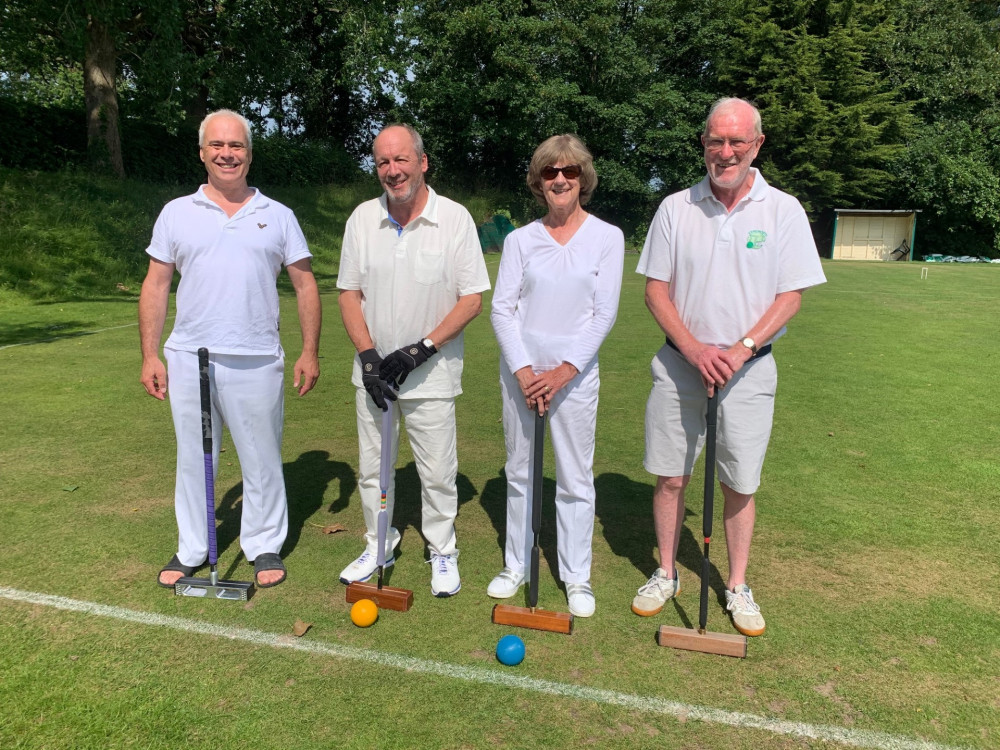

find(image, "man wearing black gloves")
[337,124,490,596]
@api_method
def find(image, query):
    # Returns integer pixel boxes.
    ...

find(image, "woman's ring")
[545,386,552,392]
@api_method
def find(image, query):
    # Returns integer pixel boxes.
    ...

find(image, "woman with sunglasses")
[488,134,625,617]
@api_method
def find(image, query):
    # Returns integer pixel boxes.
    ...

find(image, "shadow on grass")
[0,320,100,348]
[481,469,570,592]
[0,295,143,347]
[387,463,478,565]
[595,472,729,620]
[214,450,357,572]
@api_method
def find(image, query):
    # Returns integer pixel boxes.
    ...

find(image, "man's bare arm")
[287,258,321,396]
[138,258,175,400]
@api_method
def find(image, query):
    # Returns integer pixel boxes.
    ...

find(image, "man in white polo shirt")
[337,123,490,597]
[139,109,321,590]
[631,98,826,635]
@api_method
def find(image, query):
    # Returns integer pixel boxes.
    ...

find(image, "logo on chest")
[745,230,767,250]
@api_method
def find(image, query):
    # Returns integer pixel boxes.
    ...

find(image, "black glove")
[359,348,397,411]
[379,340,436,386]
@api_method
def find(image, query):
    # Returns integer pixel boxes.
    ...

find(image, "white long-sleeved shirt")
[491,215,624,374]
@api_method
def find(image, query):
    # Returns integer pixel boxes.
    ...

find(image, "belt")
[665,337,772,361]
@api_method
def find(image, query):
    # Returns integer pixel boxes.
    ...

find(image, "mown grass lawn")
[1,249,998,749]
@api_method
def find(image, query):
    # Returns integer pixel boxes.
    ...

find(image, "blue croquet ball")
[496,634,526,666]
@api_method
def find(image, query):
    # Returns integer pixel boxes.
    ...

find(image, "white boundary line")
[0,321,140,351]
[0,586,965,750]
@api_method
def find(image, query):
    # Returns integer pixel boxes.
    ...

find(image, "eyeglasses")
[540,164,582,180]
[703,137,758,153]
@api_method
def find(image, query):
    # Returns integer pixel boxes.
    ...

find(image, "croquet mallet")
[492,405,573,634]
[174,348,255,601]
[657,390,746,657]
[346,406,413,611]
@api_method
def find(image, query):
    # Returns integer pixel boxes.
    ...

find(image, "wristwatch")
[422,338,437,354]
[739,337,758,355]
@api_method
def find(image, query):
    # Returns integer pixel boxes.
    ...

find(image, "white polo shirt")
[338,187,491,398]
[637,169,826,349]
[147,186,311,356]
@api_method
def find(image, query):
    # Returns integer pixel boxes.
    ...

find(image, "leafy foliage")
[881,0,1000,257]
[399,0,725,236]
[717,1,914,227]
[3,0,1000,254]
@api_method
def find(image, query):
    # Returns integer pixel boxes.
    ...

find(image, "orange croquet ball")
[350,599,379,627]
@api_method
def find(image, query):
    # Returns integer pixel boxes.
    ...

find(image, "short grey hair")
[199,110,253,151]
[373,123,425,160]
[703,97,762,138]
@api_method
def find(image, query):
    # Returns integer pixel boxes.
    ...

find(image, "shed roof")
[834,209,921,215]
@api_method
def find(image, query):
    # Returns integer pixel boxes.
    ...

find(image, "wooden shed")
[830,209,919,261]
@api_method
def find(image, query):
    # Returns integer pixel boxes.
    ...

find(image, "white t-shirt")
[636,169,826,349]
[337,187,491,398]
[492,215,624,373]
[147,186,311,356]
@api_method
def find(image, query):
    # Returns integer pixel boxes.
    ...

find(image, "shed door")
[835,216,911,260]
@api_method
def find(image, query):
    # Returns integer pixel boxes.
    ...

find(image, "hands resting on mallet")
[514,362,579,415]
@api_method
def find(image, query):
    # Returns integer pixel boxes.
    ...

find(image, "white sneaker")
[429,551,461,597]
[487,568,525,599]
[339,550,394,584]
[725,584,766,636]
[566,581,595,617]
[631,568,680,617]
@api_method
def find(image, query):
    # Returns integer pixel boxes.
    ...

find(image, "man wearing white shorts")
[337,124,490,597]
[140,109,321,591]
[631,98,826,636]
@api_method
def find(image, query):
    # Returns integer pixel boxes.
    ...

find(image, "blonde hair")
[526,134,598,207]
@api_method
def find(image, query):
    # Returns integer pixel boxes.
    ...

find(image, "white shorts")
[643,343,777,494]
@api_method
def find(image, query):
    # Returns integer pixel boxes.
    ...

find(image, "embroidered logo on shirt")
[746,230,767,249]
[258,223,268,229]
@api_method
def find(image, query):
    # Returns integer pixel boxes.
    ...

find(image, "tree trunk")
[84,13,124,177]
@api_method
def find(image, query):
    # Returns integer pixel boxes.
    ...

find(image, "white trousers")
[355,389,458,556]
[166,348,288,566]
[499,362,599,584]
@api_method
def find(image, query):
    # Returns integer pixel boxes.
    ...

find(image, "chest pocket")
[412,248,445,285]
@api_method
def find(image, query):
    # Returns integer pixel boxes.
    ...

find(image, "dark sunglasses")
[540,164,582,180]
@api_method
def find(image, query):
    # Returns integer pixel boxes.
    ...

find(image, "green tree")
[716,0,914,230]
[882,0,1000,257]
[400,0,727,234]
[196,0,400,158]
[1,0,400,173]
[2,1,126,175]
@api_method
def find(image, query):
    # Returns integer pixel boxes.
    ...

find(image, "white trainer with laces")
[487,567,525,599]
[631,568,680,616]
[725,583,766,636]
[429,551,461,597]
[338,529,400,584]
[338,550,393,584]
[566,581,595,617]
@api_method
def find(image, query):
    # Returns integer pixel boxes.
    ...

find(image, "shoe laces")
[354,551,374,567]
[638,571,675,597]
[728,586,760,614]
[429,552,457,573]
